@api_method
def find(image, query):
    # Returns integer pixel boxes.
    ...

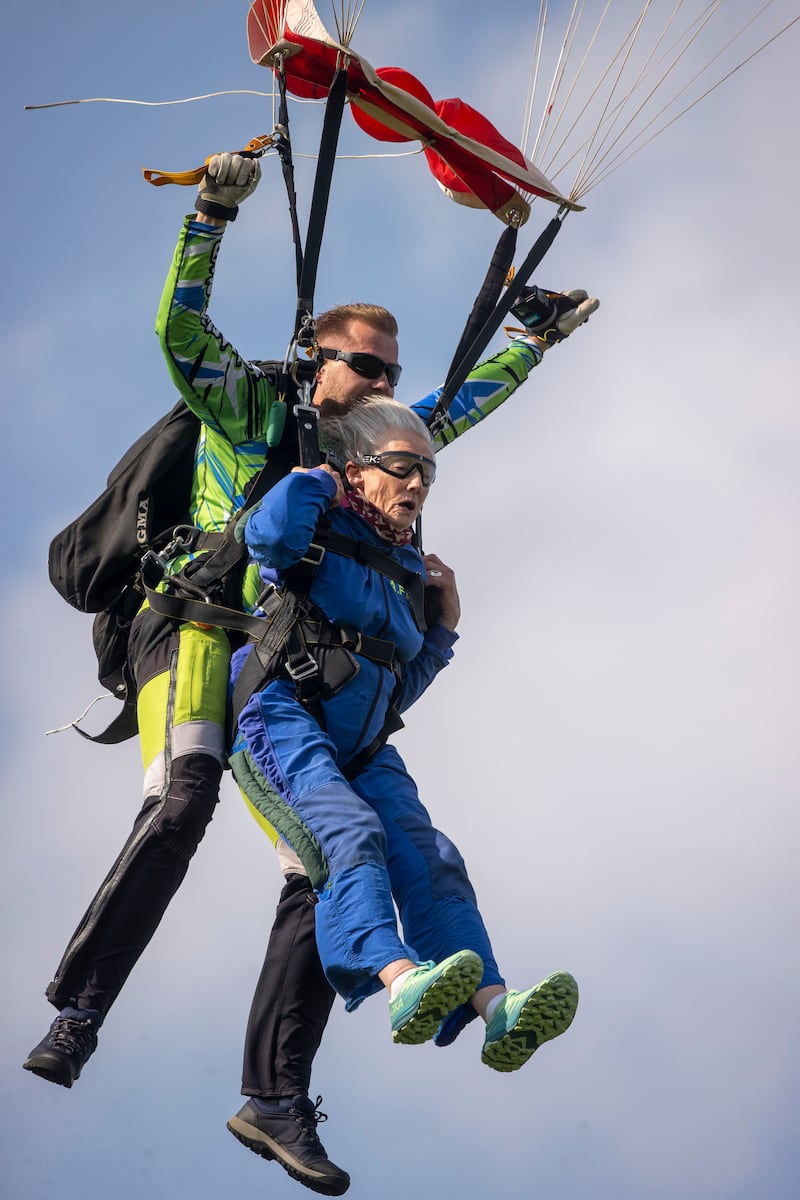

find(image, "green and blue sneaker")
[390,950,484,1046]
[481,971,579,1073]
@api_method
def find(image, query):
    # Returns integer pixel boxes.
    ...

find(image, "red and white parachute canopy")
[246,0,577,225]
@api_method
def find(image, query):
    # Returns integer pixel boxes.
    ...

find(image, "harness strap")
[302,525,428,632]
[227,588,400,740]
[147,511,423,771]
[144,585,268,639]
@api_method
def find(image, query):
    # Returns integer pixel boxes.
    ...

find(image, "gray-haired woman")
[230,396,577,1068]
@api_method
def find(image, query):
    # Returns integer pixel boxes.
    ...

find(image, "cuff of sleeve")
[425,623,459,655]
[308,467,338,500]
[195,198,239,222]
[511,335,545,365]
[187,216,225,238]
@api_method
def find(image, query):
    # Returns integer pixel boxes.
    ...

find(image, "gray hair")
[320,395,433,467]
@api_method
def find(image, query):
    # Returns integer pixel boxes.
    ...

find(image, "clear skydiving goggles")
[358,451,437,487]
[318,347,403,388]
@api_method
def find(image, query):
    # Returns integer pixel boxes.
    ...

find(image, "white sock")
[388,967,418,1001]
[483,992,507,1023]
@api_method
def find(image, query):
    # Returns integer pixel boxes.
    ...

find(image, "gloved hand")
[510,286,599,345]
[195,152,261,222]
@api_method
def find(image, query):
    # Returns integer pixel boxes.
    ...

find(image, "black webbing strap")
[302,618,397,668]
[426,214,565,436]
[273,61,304,290]
[228,593,400,738]
[151,402,302,610]
[68,701,139,746]
[294,67,349,335]
[308,526,428,632]
[143,585,269,640]
[443,223,518,392]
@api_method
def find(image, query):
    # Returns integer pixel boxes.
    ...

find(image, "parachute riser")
[294,66,349,337]
[272,52,305,289]
[426,211,567,439]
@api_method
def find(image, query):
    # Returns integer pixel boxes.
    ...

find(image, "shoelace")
[291,1096,329,1146]
[49,1017,95,1055]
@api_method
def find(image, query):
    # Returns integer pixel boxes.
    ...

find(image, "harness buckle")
[285,651,320,683]
[140,549,173,590]
[339,627,363,654]
[140,526,200,589]
[301,542,326,566]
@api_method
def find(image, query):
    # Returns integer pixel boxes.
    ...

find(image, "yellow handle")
[142,133,275,187]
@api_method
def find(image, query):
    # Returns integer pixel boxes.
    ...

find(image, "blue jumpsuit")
[230,468,503,1011]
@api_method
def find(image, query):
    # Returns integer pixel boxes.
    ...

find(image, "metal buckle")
[301,542,326,566]
[285,652,320,682]
[140,549,165,589]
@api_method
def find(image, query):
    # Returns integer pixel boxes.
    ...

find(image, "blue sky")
[2,3,799,1199]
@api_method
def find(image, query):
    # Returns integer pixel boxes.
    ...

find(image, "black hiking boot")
[23,1008,101,1088]
[227,1094,350,1195]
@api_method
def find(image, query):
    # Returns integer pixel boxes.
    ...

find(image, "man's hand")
[422,553,460,632]
[195,152,261,223]
[510,286,599,347]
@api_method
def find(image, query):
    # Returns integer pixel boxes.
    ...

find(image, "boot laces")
[50,1015,95,1056]
[292,1095,329,1148]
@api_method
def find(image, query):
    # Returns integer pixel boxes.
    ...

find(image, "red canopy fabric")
[247,0,574,223]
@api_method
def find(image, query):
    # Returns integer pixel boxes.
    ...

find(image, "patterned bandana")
[344,487,414,545]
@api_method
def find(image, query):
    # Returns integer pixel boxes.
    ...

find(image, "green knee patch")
[230,747,329,890]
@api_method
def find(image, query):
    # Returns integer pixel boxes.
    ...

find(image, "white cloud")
[3,3,799,1198]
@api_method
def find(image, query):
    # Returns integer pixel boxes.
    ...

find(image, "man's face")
[314,319,400,415]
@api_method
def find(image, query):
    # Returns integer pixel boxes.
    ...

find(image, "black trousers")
[44,604,334,1094]
[45,765,334,1096]
[241,872,336,1098]
[46,750,222,1016]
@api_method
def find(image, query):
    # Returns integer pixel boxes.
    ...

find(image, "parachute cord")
[332,0,367,47]
[527,0,612,169]
[521,0,798,205]
[569,0,726,199]
[45,695,115,737]
[573,3,796,198]
[520,0,550,157]
[530,0,588,167]
[537,0,707,190]
[563,0,656,203]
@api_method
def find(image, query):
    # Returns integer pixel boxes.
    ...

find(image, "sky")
[2,2,799,1198]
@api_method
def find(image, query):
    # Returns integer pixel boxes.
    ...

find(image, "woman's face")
[345,432,435,531]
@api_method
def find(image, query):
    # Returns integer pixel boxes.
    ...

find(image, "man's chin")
[317,394,360,417]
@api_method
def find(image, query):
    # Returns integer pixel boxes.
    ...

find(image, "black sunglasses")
[319,347,402,388]
[359,451,436,488]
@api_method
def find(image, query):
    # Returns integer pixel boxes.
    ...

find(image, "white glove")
[195,152,261,221]
[554,289,600,337]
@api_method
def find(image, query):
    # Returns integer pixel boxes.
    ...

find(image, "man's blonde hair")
[315,303,398,344]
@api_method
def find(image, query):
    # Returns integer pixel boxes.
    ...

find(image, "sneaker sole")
[226,1116,349,1197]
[392,952,484,1046]
[481,971,579,1073]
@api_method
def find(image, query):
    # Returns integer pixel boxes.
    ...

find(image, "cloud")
[3,3,799,1198]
